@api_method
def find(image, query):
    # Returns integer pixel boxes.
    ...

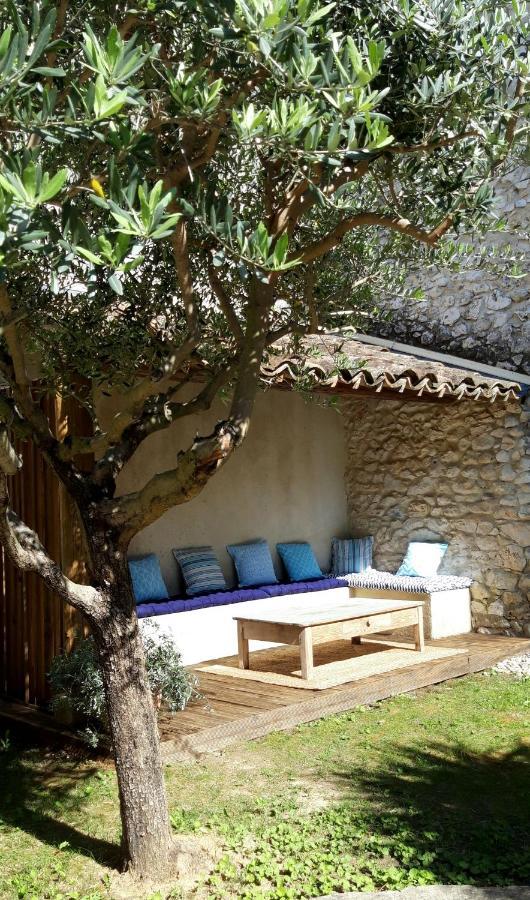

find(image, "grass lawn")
[0,671,529,899]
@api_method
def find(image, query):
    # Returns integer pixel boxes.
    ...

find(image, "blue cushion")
[226,539,278,587]
[277,542,322,582]
[331,536,373,576]
[136,577,347,619]
[173,545,227,597]
[128,554,169,604]
[397,541,448,577]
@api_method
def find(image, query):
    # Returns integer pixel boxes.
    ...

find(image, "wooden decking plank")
[171,703,248,726]
[195,685,290,710]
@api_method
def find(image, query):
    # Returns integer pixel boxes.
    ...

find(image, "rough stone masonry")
[373,166,530,375]
[346,166,530,635]
[342,396,530,636]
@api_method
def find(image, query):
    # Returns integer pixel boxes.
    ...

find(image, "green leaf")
[108,272,123,294]
[39,170,68,203]
[31,66,66,76]
[305,2,335,26]
[75,246,104,265]
[0,27,13,61]
[22,163,38,199]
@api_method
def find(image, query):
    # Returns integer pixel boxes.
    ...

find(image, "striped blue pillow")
[173,546,227,597]
[331,536,373,576]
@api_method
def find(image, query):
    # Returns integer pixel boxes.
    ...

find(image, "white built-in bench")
[138,571,472,666]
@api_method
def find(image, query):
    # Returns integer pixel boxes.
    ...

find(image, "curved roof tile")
[262,336,521,403]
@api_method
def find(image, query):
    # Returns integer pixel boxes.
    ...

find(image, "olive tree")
[0,0,527,880]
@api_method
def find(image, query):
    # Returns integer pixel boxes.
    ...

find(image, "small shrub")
[48,621,200,745]
[141,622,200,712]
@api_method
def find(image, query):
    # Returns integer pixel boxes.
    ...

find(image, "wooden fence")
[0,397,87,706]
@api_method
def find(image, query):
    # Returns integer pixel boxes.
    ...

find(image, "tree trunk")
[90,566,174,879]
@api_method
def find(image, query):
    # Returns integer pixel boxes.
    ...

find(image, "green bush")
[48,622,200,746]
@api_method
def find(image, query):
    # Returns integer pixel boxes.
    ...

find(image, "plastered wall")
[113,389,349,594]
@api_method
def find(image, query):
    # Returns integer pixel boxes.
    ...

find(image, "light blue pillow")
[128,554,169,604]
[173,545,227,597]
[331,536,373,576]
[397,541,448,578]
[277,542,322,582]
[226,539,278,588]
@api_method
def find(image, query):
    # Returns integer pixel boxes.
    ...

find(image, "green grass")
[0,672,529,898]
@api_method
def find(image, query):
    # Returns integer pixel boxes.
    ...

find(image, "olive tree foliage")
[0,0,527,879]
[0,0,527,522]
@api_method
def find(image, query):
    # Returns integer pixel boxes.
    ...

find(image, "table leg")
[414,606,425,652]
[237,621,250,669]
[300,627,314,680]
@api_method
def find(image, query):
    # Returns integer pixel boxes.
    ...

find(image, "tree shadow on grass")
[334,739,530,885]
[0,728,121,870]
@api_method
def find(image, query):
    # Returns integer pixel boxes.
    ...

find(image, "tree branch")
[171,218,201,338]
[293,212,454,264]
[388,131,479,154]
[58,337,198,461]
[270,159,374,239]
[104,276,274,540]
[208,266,244,344]
[94,362,237,488]
[0,471,102,617]
[101,421,241,543]
[165,127,222,188]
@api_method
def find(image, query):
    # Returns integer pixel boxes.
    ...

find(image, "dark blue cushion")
[277,542,322,582]
[136,577,346,619]
[226,539,278,587]
[128,554,169,604]
[261,578,343,597]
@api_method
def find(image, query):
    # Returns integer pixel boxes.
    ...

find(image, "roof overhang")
[262,335,522,404]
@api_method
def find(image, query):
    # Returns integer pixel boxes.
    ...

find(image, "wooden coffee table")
[234,597,425,680]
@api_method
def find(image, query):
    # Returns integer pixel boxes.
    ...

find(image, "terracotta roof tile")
[262,336,521,403]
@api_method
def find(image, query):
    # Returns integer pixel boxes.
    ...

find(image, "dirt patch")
[108,833,222,899]
[291,776,347,813]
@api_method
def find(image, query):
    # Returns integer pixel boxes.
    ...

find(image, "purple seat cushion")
[136,577,346,619]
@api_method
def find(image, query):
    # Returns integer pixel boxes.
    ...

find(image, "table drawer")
[311,607,419,644]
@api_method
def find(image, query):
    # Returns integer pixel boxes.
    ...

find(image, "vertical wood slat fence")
[0,396,88,707]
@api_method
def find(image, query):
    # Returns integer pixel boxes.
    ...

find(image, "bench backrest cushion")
[331,536,373,576]
[128,554,169,604]
[227,539,278,587]
[173,545,227,597]
[397,541,448,578]
[277,542,322,582]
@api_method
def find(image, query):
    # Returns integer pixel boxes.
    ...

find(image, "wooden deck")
[158,632,530,762]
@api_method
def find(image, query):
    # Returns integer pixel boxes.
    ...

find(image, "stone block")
[499,522,530,545]
[484,569,519,591]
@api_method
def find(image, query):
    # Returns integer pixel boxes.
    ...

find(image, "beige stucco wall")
[343,395,530,636]
[114,389,349,594]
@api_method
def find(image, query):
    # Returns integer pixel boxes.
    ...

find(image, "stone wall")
[343,395,530,636]
[373,166,530,373]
